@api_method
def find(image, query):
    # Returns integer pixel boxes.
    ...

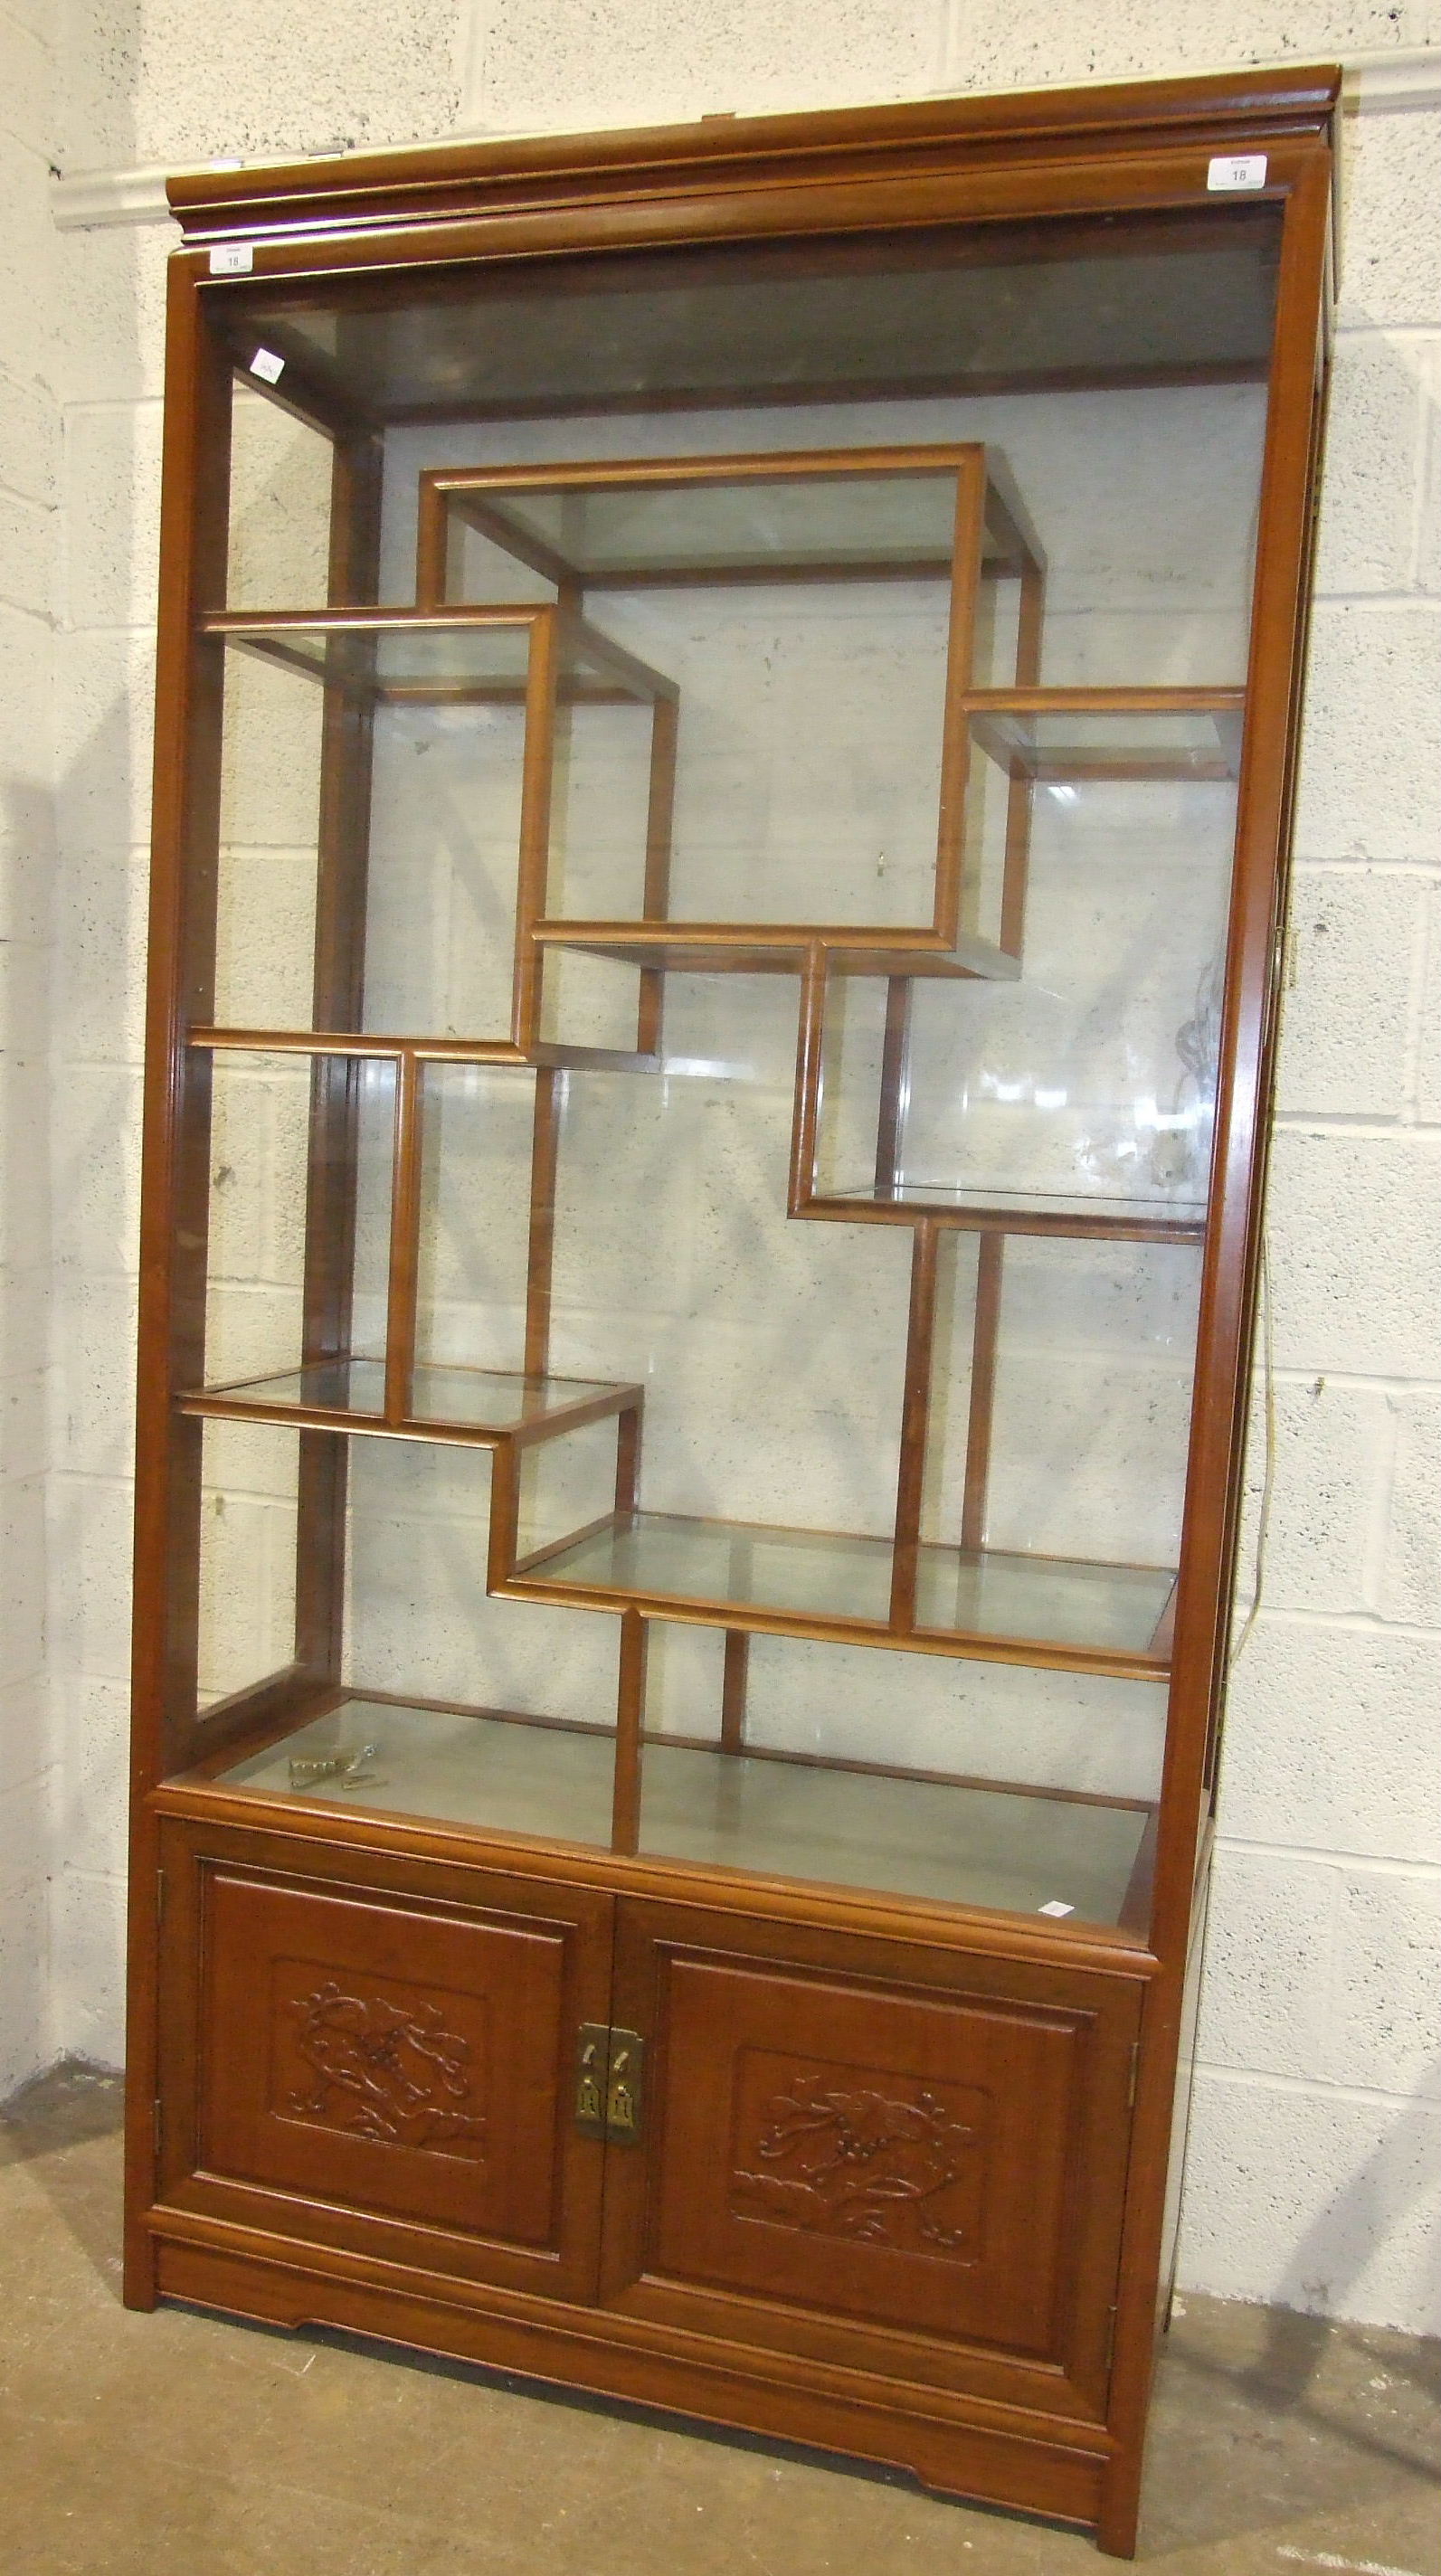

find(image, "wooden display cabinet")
[127,69,1337,2554]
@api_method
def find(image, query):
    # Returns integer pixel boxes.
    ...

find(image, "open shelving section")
[175,437,1231,1842]
[178,455,1221,1771]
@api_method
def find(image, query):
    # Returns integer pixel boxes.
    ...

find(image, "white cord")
[1230,1226,1276,1666]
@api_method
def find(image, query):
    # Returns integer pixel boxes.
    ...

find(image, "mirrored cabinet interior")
[127,71,1336,2555]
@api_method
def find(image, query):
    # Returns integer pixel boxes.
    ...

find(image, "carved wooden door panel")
[156,1818,613,2301]
[599,1900,1142,2423]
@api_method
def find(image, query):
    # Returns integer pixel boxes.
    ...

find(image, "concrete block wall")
[5,0,1435,2334]
[1190,59,1441,2319]
[0,0,58,2097]
[41,0,467,2072]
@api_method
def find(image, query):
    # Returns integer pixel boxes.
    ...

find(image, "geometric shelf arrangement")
[185,443,1209,1724]
[181,444,1232,1776]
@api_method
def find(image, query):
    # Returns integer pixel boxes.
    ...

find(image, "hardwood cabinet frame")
[126,69,1337,2556]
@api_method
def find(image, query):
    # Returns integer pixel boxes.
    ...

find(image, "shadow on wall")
[1171,2063,1441,2505]
[1262,2063,1441,2384]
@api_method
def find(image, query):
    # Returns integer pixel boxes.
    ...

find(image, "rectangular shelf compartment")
[422,445,1029,592]
[211,1693,1156,1928]
[803,1180,1207,1240]
[180,1359,641,1444]
[963,688,1246,783]
[530,923,1022,980]
[202,607,673,708]
[506,1510,1176,1672]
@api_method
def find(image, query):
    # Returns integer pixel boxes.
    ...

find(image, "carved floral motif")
[732,2069,978,2251]
[286,1980,488,2157]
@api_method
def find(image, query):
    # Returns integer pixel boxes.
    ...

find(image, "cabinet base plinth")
[151,2229,1120,2545]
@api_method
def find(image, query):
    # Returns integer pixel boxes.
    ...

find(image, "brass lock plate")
[574,2023,609,2139]
[604,2028,644,2145]
[574,2023,645,2144]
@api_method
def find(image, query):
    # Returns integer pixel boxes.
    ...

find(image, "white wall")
[0,0,58,2097]
[6,0,1436,2333]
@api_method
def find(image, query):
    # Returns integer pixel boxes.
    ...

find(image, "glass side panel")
[576,586,950,932]
[546,986,915,1544]
[540,687,659,1046]
[213,646,326,1029]
[197,1418,299,1709]
[442,549,956,936]
[213,648,529,1040]
[221,1700,617,1848]
[922,1236,1200,1577]
[416,1063,536,1368]
[816,744,1236,1221]
[517,1416,626,1561]
[473,467,965,582]
[640,1745,1149,1921]
[227,384,334,611]
[190,1424,621,1738]
[201,1051,394,1390]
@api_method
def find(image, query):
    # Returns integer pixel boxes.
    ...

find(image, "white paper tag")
[249,346,285,384]
[1207,154,1267,193]
[1038,1899,1076,1918]
[208,242,254,275]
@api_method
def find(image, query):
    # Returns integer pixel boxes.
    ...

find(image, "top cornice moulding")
[49,44,1440,232]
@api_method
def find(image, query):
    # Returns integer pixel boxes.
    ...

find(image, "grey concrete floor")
[1,2063,1436,2575]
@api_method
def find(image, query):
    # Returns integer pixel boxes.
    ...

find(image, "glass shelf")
[203,611,667,705]
[183,1359,637,1436]
[453,462,981,587]
[227,205,1281,418]
[512,1511,1175,1665]
[812,1179,1207,1240]
[532,924,1022,980]
[220,1699,618,1846]
[967,698,1244,782]
[214,1697,1154,1926]
[640,1741,1152,1922]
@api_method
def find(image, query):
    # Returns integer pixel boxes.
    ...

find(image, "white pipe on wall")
[47,45,1441,232]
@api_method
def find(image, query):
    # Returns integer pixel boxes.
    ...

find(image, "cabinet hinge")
[1127,2039,1140,2109]
[156,1866,166,1931]
[1105,2304,1118,2373]
[153,2096,163,2158]
[574,2022,645,2145]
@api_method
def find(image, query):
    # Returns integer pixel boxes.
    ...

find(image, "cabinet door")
[156,1819,613,2302]
[600,1899,1142,2423]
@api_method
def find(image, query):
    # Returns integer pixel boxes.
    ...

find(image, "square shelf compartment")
[422,447,1043,981]
[798,692,1241,1235]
